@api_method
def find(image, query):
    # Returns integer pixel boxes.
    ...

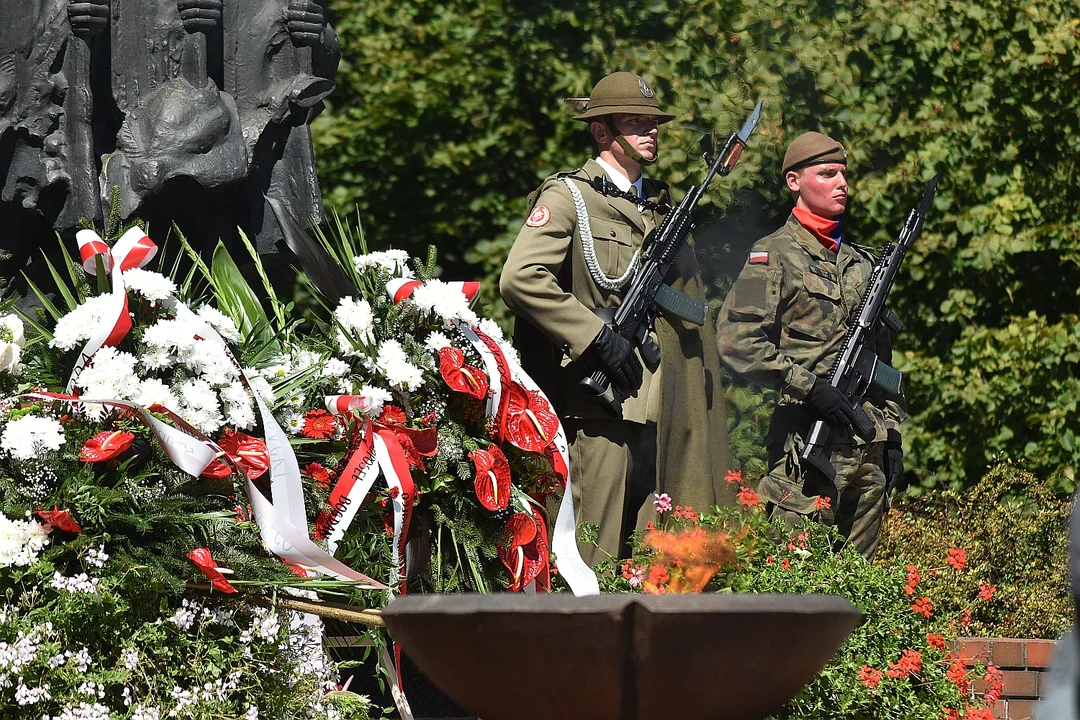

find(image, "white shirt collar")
[595,157,645,200]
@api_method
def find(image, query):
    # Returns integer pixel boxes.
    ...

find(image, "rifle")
[799,174,941,481]
[580,101,763,415]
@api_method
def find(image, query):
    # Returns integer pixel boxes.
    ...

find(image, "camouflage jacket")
[717,214,905,443]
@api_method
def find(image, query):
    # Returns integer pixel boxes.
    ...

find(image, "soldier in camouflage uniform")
[716,131,905,559]
[500,71,731,566]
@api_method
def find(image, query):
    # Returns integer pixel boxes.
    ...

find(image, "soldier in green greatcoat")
[500,71,732,566]
[716,131,906,559]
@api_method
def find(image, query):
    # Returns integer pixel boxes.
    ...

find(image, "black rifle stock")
[799,174,940,481]
[579,102,763,415]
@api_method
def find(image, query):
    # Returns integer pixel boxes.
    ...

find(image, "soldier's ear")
[785,170,802,194]
[589,120,608,145]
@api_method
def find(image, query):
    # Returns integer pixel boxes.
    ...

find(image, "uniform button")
[610,230,617,237]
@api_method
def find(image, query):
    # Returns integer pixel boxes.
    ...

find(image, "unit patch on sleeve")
[748,251,769,265]
[525,205,551,228]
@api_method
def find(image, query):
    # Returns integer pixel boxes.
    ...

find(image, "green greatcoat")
[500,159,732,563]
[716,214,906,558]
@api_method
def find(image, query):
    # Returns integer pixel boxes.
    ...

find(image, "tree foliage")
[316,0,1080,491]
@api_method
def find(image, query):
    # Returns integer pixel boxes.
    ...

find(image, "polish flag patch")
[749,251,769,265]
[525,205,551,228]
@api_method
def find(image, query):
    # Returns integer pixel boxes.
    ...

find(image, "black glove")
[805,376,858,429]
[885,429,904,491]
[580,325,643,396]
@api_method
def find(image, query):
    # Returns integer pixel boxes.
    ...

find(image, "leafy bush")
[878,461,1073,639]
[592,481,1002,719]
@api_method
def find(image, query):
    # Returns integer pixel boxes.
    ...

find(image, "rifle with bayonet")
[799,174,940,480]
[580,101,763,415]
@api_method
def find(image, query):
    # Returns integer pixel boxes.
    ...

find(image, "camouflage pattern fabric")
[717,214,905,559]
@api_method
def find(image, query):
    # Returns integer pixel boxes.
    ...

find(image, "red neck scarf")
[793,206,841,253]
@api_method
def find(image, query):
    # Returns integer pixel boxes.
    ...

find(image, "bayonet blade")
[737,101,764,144]
[918,173,941,216]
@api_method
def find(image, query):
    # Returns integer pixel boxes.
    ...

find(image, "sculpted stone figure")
[0,0,336,261]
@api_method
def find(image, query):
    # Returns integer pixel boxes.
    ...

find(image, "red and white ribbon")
[386,278,480,305]
[68,227,158,391]
[459,326,598,596]
[162,300,386,589]
[16,391,216,477]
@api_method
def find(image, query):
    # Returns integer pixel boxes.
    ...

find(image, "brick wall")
[955,638,1059,720]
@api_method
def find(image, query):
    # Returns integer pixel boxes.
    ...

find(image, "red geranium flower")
[34,506,81,534]
[724,469,743,484]
[497,510,549,591]
[927,633,946,650]
[79,430,135,463]
[438,346,489,400]
[736,485,761,508]
[812,495,831,511]
[978,581,996,602]
[503,382,558,453]
[301,409,337,439]
[946,547,967,572]
[185,547,237,594]
[470,445,512,511]
[911,597,933,618]
[859,665,882,689]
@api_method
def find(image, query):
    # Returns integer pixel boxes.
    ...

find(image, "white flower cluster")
[0,313,25,374]
[334,296,376,354]
[47,647,91,673]
[131,705,161,720]
[48,295,116,352]
[375,339,423,391]
[0,513,51,567]
[84,546,109,569]
[477,318,521,369]
[409,279,479,327]
[15,679,51,705]
[169,599,198,631]
[43,701,112,720]
[353,249,412,278]
[123,268,177,303]
[0,415,65,461]
[49,572,99,594]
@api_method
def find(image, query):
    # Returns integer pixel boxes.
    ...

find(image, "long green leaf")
[210,241,278,351]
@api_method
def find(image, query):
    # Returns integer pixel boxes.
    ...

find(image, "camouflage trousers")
[757,431,888,560]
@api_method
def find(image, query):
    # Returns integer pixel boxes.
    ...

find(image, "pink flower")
[653,493,673,514]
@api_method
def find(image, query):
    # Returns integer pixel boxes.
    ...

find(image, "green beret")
[782,131,847,175]
[574,71,676,124]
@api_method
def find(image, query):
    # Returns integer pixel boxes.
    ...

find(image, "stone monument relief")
[0,0,338,292]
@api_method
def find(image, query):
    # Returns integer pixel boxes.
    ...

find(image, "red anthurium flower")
[79,430,136,463]
[497,510,549,591]
[301,409,337,439]
[470,445,512,511]
[438,346,489,400]
[34,506,81,533]
[217,430,271,480]
[185,547,238,594]
[503,382,559,453]
[200,458,233,479]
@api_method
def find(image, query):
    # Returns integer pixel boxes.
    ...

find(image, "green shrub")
[878,461,1072,639]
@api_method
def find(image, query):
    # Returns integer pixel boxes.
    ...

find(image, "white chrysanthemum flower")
[221,382,255,430]
[123,268,176,303]
[424,331,453,352]
[196,305,242,344]
[357,385,392,417]
[176,378,224,434]
[246,376,275,406]
[49,294,117,351]
[410,280,479,326]
[134,378,179,412]
[76,346,141,420]
[374,339,423,390]
[323,358,349,377]
[295,350,320,370]
[0,314,24,374]
[478,318,507,342]
[353,249,413,278]
[0,415,66,460]
[334,296,375,353]
[0,513,51,567]
[140,345,173,370]
[185,341,239,385]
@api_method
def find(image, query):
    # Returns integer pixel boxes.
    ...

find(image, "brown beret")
[782,131,847,175]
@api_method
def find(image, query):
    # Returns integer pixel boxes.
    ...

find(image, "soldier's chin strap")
[603,117,657,166]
